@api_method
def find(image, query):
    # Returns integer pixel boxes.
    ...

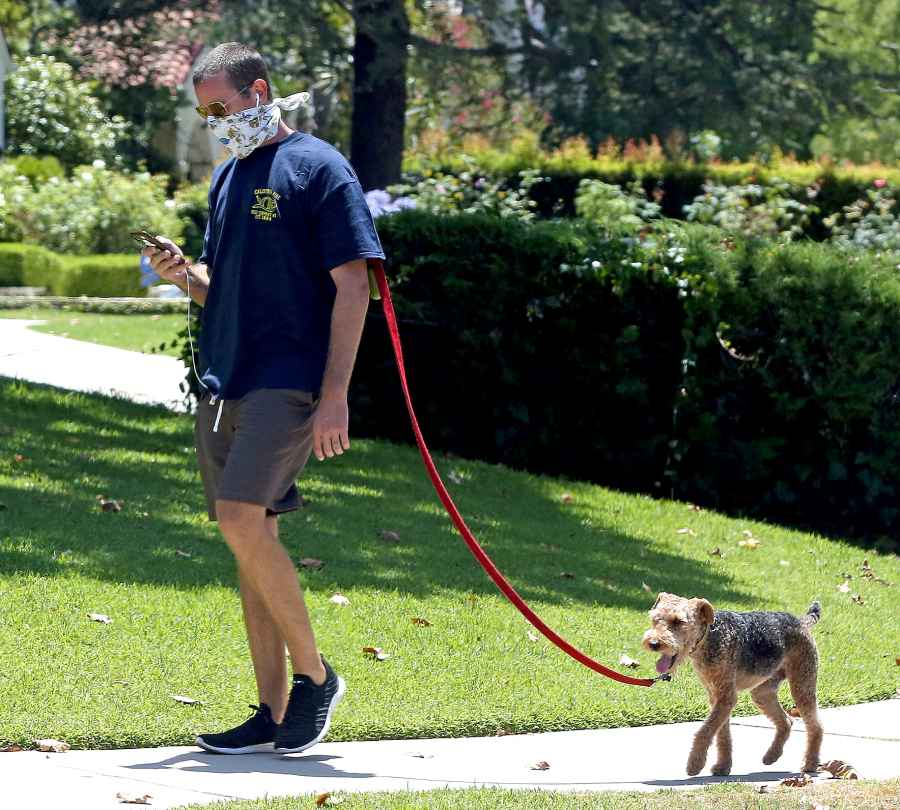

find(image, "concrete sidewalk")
[0,319,189,411]
[2,700,897,809]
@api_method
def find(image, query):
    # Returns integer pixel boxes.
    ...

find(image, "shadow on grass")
[0,379,751,610]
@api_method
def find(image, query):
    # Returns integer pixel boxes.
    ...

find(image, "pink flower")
[874,178,887,188]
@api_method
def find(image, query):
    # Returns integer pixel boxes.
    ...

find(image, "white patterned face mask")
[207,91,310,159]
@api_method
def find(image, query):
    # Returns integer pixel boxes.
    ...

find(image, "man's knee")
[217,499,267,551]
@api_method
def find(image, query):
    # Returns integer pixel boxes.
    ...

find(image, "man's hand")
[312,393,350,461]
[142,237,191,288]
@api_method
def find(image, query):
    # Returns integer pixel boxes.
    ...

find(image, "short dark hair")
[193,43,272,101]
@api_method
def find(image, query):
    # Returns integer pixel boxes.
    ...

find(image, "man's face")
[195,73,267,117]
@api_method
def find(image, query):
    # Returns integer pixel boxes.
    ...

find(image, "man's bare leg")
[218,499,327,699]
[237,515,289,722]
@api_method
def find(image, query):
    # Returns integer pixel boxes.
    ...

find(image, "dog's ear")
[652,592,667,609]
[694,598,714,625]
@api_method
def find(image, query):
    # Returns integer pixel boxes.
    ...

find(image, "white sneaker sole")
[273,676,347,754]
[195,737,276,755]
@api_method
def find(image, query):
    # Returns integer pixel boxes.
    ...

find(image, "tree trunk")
[350,0,409,191]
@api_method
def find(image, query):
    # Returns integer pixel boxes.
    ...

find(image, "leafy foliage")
[4,56,130,169]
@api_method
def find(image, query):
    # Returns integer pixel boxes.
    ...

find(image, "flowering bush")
[372,159,545,222]
[5,56,130,169]
[825,182,899,256]
[574,179,661,234]
[682,178,815,240]
[0,163,32,242]
[7,161,182,255]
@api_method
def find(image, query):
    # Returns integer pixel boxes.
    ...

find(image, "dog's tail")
[802,601,822,627]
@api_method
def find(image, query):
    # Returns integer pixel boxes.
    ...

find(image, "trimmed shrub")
[58,255,145,298]
[0,243,64,288]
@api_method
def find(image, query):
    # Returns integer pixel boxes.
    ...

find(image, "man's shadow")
[125,750,375,779]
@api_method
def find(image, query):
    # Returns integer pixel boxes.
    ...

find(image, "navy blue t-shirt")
[196,131,385,399]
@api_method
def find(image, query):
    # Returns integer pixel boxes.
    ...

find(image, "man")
[143,42,384,755]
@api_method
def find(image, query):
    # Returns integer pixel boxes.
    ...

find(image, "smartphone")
[130,229,185,263]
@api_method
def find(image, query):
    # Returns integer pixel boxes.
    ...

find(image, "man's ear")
[693,598,714,625]
[252,78,270,103]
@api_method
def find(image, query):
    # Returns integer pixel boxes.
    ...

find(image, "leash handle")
[370,260,656,688]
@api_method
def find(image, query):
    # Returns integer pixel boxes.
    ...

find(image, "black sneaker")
[195,703,278,754]
[274,657,346,754]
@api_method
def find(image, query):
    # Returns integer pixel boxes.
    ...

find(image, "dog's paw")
[762,746,783,765]
[710,760,732,776]
[801,759,819,773]
[686,751,706,776]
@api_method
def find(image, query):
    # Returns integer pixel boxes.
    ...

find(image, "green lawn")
[0,379,897,750]
[0,306,184,356]
[177,780,900,810]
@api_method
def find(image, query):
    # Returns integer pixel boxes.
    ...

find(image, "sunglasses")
[195,84,254,119]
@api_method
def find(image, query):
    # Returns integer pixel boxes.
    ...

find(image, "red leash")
[369,260,658,688]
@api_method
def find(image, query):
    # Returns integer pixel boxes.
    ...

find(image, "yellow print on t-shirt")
[251,188,281,222]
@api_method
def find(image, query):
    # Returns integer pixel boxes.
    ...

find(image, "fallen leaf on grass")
[560,493,573,504]
[738,538,760,550]
[687,504,704,512]
[378,530,401,543]
[676,527,696,536]
[13,454,26,463]
[362,646,391,661]
[527,630,539,642]
[88,613,112,624]
[170,695,201,705]
[411,617,431,627]
[837,581,851,593]
[618,654,640,669]
[531,761,550,770]
[819,759,858,779]
[641,582,652,592]
[329,593,350,606]
[779,560,790,567]
[851,594,865,605]
[1,744,23,752]
[96,495,123,513]
[116,793,152,805]
[448,470,465,485]
[780,774,812,787]
[298,558,323,570]
[315,793,344,806]
[708,547,723,557]
[174,550,192,559]
[34,739,69,753]
[861,558,892,586]
[559,571,575,579]
[754,784,769,794]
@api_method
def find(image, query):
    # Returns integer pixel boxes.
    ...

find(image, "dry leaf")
[618,654,640,669]
[851,594,865,605]
[560,493,573,504]
[895,657,899,666]
[379,530,401,543]
[742,530,755,538]
[329,594,350,606]
[315,793,345,807]
[531,761,550,770]
[362,646,391,661]
[708,547,722,557]
[819,759,858,779]
[411,617,431,627]
[780,774,812,787]
[175,550,192,558]
[13,454,26,463]
[738,538,760,550]
[298,558,324,570]
[838,581,851,593]
[88,613,112,624]
[34,739,69,753]
[527,630,539,642]
[676,527,696,536]
[560,571,575,579]
[779,560,790,567]
[754,785,769,794]
[641,582,652,592]
[116,793,152,805]
[170,695,201,705]
[448,470,464,485]
[1,744,23,752]
[860,558,892,586]
[98,497,123,513]
[687,504,703,512]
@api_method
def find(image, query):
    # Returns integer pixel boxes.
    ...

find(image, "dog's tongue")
[656,655,674,674]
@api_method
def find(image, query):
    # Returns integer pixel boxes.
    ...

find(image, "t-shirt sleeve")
[308,158,385,274]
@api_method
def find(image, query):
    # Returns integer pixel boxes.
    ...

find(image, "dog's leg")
[687,688,737,776]
[750,672,792,765]
[786,646,822,772]
[711,719,733,775]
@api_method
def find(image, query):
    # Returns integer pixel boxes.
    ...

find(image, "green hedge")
[343,211,900,546]
[0,243,64,287]
[0,243,144,296]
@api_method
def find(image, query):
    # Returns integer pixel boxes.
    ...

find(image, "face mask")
[207,91,310,160]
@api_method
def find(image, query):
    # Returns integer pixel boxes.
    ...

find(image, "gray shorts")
[194,388,317,521]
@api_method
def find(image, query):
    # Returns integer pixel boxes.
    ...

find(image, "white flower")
[92,159,106,169]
